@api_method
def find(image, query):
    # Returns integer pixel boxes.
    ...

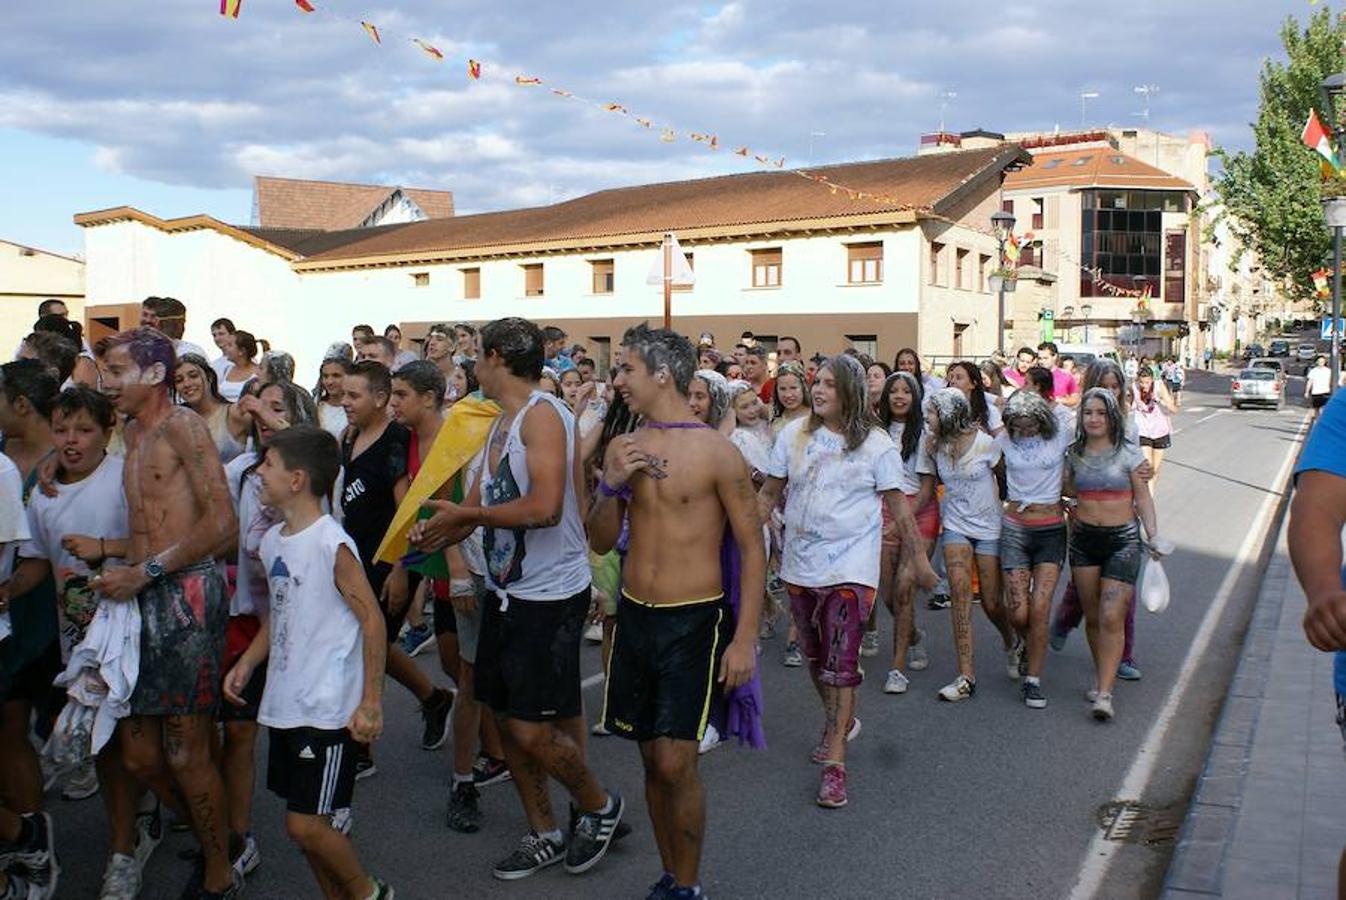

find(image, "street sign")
[1322,317,1346,340]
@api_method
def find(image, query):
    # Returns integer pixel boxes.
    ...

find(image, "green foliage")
[1213,6,1346,305]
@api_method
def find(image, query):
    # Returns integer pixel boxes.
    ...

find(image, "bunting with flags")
[294,0,316,11]
[220,0,242,18]
[412,38,443,60]
[360,21,381,44]
[467,58,481,79]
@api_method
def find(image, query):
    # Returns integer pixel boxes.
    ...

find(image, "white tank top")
[480,392,591,601]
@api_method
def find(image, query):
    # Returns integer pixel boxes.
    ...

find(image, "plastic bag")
[1140,558,1170,614]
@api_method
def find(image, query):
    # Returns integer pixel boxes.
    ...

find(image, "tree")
[1213,6,1346,308]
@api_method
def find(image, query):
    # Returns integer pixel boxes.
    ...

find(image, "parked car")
[1268,339,1291,358]
[1231,368,1283,410]
[1242,343,1266,360]
[1298,342,1320,362]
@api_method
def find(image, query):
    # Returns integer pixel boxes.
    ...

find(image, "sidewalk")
[1163,518,1345,899]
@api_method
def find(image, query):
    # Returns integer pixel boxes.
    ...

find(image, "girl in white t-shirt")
[758,356,936,809]
[314,355,352,442]
[925,388,1015,703]
[945,361,1003,435]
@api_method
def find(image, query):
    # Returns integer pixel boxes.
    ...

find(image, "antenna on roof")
[938,90,957,133]
[1079,90,1100,129]
[1132,84,1159,123]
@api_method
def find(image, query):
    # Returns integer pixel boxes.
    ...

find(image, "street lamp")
[1320,72,1346,393]
[991,208,1016,354]
[1063,305,1075,342]
[1081,303,1093,344]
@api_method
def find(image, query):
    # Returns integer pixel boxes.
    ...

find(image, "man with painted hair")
[588,323,765,900]
[90,327,242,898]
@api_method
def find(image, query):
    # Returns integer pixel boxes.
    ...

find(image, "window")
[1002,199,1014,215]
[672,253,694,292]
[928,241,945,287]
[978,254,992,292]
[1079,189,1162,297]
[522,263,544,297]
[847,242,883,284]
[462,267,480,300]
[846,334,878,361]
[955,248,969,290]
[591,259,614,294]
[411,272,430,287]
[1031,198,1044,231]
[1020,241,1038,268]
[751,248,782,288]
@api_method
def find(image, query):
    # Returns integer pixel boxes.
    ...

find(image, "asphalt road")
[47,373,1309,900]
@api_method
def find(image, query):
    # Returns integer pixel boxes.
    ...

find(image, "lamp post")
[1320,73,1346,393]
[991,209,1016,354]
[1063,305,1075,342]
[1081,303,1093,344]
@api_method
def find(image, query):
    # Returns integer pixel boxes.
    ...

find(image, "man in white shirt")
[139,297,208,359]
[1307,355,1336,421]
[209,318,236,378]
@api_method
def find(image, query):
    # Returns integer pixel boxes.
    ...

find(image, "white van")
[1052,343,1119,371]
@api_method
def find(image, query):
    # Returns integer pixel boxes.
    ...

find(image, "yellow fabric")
[374,395,501,565]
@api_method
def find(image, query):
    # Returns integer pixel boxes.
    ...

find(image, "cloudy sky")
[1,0,1307,255]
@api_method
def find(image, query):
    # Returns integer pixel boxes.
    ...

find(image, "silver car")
[1231,368,1283,410]
[1297,342,1319,362]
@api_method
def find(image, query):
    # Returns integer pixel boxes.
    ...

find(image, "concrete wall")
[0,240,85,360]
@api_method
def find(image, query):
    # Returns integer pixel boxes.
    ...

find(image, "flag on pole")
[1303,108,1340,173]
[220,0,242,17]
[361,22,381,44]
[645,234,696,287]
[294,0,315,11]
[412,39,443,60]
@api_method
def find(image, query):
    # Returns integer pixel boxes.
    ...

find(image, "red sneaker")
[816,764,848,808]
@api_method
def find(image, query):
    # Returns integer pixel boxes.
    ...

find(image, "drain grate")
[1097,801,1182,846]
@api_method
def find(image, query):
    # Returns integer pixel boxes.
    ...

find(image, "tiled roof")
[236,225,410,257]
[1004,149,1195,192]
[253,176,455,230]
[296,144,1030,267]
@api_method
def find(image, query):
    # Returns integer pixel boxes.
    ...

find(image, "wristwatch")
[142,557,166,583]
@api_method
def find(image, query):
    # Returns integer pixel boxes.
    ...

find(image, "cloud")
[0,0,1303,226]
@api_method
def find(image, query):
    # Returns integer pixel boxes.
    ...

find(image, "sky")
[0,0,1311,256]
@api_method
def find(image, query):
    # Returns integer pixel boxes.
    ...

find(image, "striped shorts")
[267,726,357,816]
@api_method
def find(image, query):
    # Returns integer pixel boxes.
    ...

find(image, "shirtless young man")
[92,328,241,899]
[587,325,764,900]
[410,317,623,882]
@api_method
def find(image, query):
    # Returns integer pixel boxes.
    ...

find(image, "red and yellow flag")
[467,59,482,79]
[294,0,315,11]
[413,38,443,60]
[219,0,242,18]
[361,22,381,44]
[515,75,542,85]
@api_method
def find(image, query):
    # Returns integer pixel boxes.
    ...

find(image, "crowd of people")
[0,296,1186,900]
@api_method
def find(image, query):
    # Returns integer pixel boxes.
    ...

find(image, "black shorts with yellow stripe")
[602,591,732,743]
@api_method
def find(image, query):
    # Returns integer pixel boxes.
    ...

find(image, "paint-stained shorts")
[786,583,876,688]
[131,562,229,717]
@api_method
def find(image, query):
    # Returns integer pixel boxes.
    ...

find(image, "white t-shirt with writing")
[994,429,1071,508]
[767,418,902,590]
[19,455,128,660]
[258,515,365,731]
[886,421,935,496]
[931,430,1003,540]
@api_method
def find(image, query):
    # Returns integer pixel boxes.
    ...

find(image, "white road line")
[581,672,606,690]
[1170,409,1227,436]
[1067,412,1309,900]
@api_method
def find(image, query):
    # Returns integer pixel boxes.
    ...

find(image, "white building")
[1,239,85,359]
[77,146,1031,379]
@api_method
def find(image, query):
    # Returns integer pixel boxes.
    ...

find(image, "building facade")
[1,239,85,359]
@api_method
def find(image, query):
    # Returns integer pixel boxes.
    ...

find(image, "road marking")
[1170,409,1226,436]
[1067,411,1310,900]
[582,672,606,690]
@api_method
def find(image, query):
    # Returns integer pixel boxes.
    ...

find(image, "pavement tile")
[1220,857,1299,900]
[1166,841,1228,894]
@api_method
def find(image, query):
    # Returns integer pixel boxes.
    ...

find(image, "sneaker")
[1005,636,1024,679]
[816,763,848,808]
[472,755,512,787]
[0,871,35,900]
[447,781,482,834]
[354,752,377,781]
[100,852,142,900]
[199,869,244,899]
[758,616,776,641]
[1117,661,1142,681]
[782,641,803,667]
[62,758,100,801]
[420,689,455,751]
[492,831,565,881]
[1092,692,1115,721]
[1049,626,1069,651]
[0,811,58,894]
[937,675,976,702]
[331,807,353,837]
[583,622,604,643]
[883,669,909,694]
[859,629,880,658]
[697,724,722,755]
[810,717,861,764]
[368,877,395,899]
[1021,680,1047,710]
[591,720,611,736]
[232,834,260,878]
[133,800,162,871]
[647,873,675,900]
[564,791,625,874]
[907,628,929,671]
[398,623,435,658]
[668,888,706,900]
[1084,687,1099,703]
[927,593,951,610]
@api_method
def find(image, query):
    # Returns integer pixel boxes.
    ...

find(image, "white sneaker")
[1084,687,1099,703]
[907,628,929,671]
[590,720,611,736]
[99,853,141,900]
[938,675,977,702]
[582,622,603,644]
[331,807,353,836]
[61,758,100,801]
[697,724,722,755]
[883,669,910,694]
[1092,693,1115,721]
[1006,636,1025,680]
[132,802,162,872]
[232,833,260,877]
[859,629,880,658]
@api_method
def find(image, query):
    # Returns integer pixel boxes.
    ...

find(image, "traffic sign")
[1322,318,1346,340]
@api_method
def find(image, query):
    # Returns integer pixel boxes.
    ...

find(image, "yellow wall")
[0,240,85,360]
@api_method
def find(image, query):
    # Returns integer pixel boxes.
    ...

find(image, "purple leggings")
[1051,579,1137,666]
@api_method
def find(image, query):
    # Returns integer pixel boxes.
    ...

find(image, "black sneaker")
[0,812,58,895]
[1022,680,1047,710]
[568,803,633,842]
[420,688,454,751]
[472,755,511,787]
[447,781,482,834]
[564,791,624,875]
[926,593,951,610]
[0,871,35,900]
[198,869,244,899]
[491,831,565,881]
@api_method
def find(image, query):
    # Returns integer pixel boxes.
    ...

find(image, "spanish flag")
[515,75,542,85]
[374,395,500,566]
[413,38,443,60]
[220,0,242,17]
[467,59,482,79]
[361,21,381,45]
[294,0,315,11]
[1303,108,1341,174]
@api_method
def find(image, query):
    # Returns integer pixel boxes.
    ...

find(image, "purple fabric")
[1052,578,1138,665]
[708,530,767,750]
[644,420,713,430]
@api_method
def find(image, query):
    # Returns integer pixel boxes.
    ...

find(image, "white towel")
[54,598,141,754]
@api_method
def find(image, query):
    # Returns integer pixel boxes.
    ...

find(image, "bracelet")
[448,578,475,596]
[597,480,628,499]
